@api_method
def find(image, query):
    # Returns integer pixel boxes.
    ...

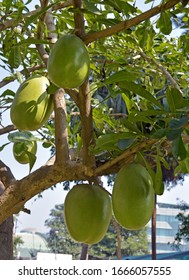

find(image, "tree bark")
[0,182,13,260]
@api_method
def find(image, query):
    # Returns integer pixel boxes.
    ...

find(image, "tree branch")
[0,161,87,224]
[95,139,157,176]
[139,50,183,93]
[0,125,16,135]
[0,64,45,89]
[0,0,73,32]
[0,160,16,189]
[73,0,85,37]
[78,79,96,173]
[53,89,70,164]
[84,0,182,44]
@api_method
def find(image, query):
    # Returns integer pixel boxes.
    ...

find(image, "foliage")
[174,201,189,247]
[0,0,189,257]
[13,235,24,258]
[45,203,149,259]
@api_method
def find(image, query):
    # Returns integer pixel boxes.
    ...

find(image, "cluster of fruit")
[10,34,90,164]
[64,163,155,244]
[9,35,155,245]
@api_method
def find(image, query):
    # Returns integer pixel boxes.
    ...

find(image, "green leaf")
[84,0,102,15]
[8,46,22,69]
[166,117,189,140]
[8,131,37,143]
[120,81,163,109]
[172,136,187,161]
[154,155,164,195]
[105,70,139,84]
[166,88,185,112]
[27,151,37,172]
[0,143,10,152]
[156,11,172,35]
[94,132,136,153]
[117,138,135,150]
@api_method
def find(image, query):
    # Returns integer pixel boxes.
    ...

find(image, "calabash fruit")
[47,34,90,89]
[112,163,154,230]
[64,184,112,244]
[10,76,53,131]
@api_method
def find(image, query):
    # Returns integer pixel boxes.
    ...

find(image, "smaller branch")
[78,79,96,171]
[0,125,16,135]
[112,217,122,260]
[139,50,182,93]
[36,0,50,66]
[84,0,181,44]
[0,64,45,89]
[95,138,157,176]
[0,0,73,32]
[53,89,70,164]
[73,0,85,38]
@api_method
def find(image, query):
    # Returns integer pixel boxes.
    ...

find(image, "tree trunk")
[0,181,14,260]
[0,217,14,259]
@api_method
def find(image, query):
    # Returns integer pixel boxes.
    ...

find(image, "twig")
[112,217,122,260]
[95,138,157,176]
[84,0,181,44]
[139,50,182,93]
[0,125,16,135]
[0,0,73,32]
[0,64,45,89]
[36,0,50,66]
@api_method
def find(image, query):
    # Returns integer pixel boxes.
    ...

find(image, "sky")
[0,0,189,234]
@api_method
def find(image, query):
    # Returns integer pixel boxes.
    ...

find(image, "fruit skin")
[112,163,154,230]
[10,76,53,131]
[47,34,90,89]
[64,184,112,244]
[13,140,37,164]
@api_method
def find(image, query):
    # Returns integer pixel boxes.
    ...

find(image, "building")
[147,203,189,253]
[15,228,50,259]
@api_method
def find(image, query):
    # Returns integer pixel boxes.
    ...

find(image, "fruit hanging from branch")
[64,184,112,244]
[10,76,53,131]
[112,163,155,230]
[47,34,90,89]
[13,137,37,165]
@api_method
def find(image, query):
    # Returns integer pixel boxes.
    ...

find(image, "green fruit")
[47,34,90,89]
[10,76,53,131]
[64,184,112,244]
[112,163,154,230]
[13,140,37,164]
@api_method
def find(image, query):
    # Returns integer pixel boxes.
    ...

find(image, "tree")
[45,203,149,259]
[1,0,189,259]
[174,202,189,248]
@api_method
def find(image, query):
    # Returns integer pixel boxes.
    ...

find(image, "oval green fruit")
[10,76,53,131]
[13,140,37,164]
[64,184,112,244]
[112,163,154,230]
[47,34,90,89]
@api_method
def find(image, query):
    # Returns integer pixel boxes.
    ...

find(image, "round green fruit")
[10,76,53,131]
[13,140,37,164]
[64,184,112,244]
[47,34,90,89]
[112,163,154,230]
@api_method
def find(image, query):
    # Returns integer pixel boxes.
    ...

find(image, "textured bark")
[0,182,13,260]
